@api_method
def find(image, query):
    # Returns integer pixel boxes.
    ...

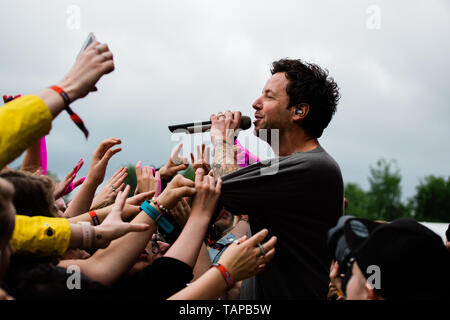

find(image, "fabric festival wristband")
[49,85,89,139]
[210,263,235,289]
[140,200,174,234]
[78,221,94,250]
[88,211,100,226]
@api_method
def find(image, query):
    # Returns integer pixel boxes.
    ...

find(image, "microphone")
[168,115,252,134]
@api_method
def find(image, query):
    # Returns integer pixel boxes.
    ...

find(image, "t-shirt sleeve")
[219,155,312,216]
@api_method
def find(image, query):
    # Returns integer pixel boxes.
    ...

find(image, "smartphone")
[78,32,96,57]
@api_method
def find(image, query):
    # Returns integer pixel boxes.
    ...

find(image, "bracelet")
[240,215,249,222]
[49,85,89,139]
[78,221,94,250]
[140,200,174,234]
[88,210,100,226]
[150,197,169,215]
[210,263,235,290]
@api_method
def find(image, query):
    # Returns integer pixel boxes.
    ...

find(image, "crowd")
[0,37,449,301]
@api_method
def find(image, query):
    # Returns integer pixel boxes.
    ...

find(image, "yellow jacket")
[10,215,71,257]
[0,95,52,169]
[1,96,70,256]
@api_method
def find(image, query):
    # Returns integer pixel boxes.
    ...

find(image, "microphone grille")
[240,116,251,130]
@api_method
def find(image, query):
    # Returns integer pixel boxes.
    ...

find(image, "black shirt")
[219,144,344,299]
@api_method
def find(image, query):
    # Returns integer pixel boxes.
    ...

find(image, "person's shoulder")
[289,145,336,164]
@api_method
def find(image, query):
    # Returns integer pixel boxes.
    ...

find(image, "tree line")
[344,158,450,222]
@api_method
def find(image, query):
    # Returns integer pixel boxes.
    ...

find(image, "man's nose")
[252,96,262,110]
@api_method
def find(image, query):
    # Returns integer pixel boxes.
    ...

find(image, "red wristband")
[240,215,249,222]
[210,263,235,289]
[49,85,71,107]
[88,210,100,226]
[49,85,89,139]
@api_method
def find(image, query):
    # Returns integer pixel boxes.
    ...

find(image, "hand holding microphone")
[168,111,251,138]
[209,111,246,144]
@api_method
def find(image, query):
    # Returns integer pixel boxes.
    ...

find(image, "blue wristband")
[140,200,175,234]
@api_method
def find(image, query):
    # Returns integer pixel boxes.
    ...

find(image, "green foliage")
[182,165,195,181]
[366,159,410,221]
[123,164,137,197]
[344,182,369,218]
[345,158,411,221]
[411,175,450,222]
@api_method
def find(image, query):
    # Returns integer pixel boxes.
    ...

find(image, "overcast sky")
[1,0,449,201]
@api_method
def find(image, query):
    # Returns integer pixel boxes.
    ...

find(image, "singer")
[209,59,344,300]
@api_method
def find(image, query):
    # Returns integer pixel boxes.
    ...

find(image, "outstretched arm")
[59,176,197,286]
[0,38,114,170]
[64,138,121,218]
[67,191,154,224]
[168,229,277,300]
[164,168,222,268]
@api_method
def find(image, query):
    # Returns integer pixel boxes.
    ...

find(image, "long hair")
[0,170,58,218]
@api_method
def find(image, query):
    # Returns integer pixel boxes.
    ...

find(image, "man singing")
[210,59,344,299]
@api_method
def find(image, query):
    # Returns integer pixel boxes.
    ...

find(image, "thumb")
[137,191,155,201]
[173,186,197,199]
[101,147,122,164]
[174,163,188,172]
[172,175,195,188]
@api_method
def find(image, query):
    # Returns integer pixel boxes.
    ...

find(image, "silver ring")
[258,243,266,256]
[112,186,116,192]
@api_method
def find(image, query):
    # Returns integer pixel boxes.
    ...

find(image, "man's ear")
[292,103,310,121]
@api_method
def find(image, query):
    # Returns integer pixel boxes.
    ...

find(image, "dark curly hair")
[271,59,340,138]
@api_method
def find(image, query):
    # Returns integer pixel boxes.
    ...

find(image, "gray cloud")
[1,0,449,201]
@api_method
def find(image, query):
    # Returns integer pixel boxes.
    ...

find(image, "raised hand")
[190,168,222,219]
[126,190,155,206]
[93,185,150,249]
[170,198,191,228]
[156,174,196,210]
[218,228,277,281]
[57,39,115,102]
[53,158,85,199]
[91,166,128,208]
[87,138,122,186]
[210,110,242,144]
[190,144,211,173]
[135,161,161,196]
[158,143,189,180]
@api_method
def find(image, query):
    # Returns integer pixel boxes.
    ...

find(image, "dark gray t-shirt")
[218,144,344,299]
